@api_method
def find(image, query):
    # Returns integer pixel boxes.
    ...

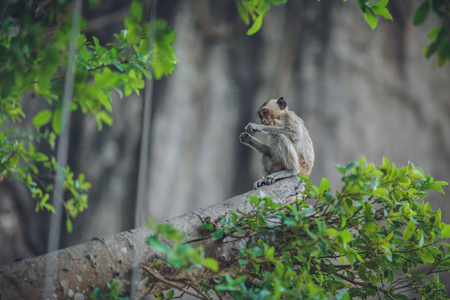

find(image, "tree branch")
[0,177,302,300]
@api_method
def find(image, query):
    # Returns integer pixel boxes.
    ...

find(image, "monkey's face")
[258,108,275,126]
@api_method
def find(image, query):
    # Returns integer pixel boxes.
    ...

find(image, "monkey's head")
[257,97,288,126]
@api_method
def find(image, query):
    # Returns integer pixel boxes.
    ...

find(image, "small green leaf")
[372,6,393,21]
[147,236,170,253]
[441,224,450,238]
[373,187,388,197]
[419,231,425,247]
[413,1,429,26]
[7,154,19,167]
[424,38,441,59]
[419,249,435,264]
[66,218,73,233]
[247,14,264,35]
[392,294,410,300]
[130,0,143,23]
[358,156,366,166]
[382,156,390,169]
[364,8,378,30]
[202,258,219,272]
[166,290,175,299]
[319,177,330,195]
[404,219,415,240]
[362,222,379,233]
[236,2,250,25]
[341,229,353,243]
[32,110,52,127]
[52,107,62,134]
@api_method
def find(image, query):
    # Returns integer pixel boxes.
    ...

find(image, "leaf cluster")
[235,0,449,66]
[235,0,288,35]
[147,157,449,300]
[146,220,219,272]
[354,0,393,30]
[0,0,177,231]
[90,281,129,300]
[413,0,450,66]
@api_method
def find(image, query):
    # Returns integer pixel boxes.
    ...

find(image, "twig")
[141,265,209,300]
[336,273,394,300]
[188,284,212,300]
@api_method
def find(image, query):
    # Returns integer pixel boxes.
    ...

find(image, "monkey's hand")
[244,123,261,133]
[239,132,252,144]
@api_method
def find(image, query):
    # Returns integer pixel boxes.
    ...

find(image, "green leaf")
[341,229,353,243]
[335,290,350,300]
[236,1,250,25]
[441,224,450,238]
[419,249,435,264]
[130,1,143,22]
[202,258,219,272]
[373,187,388,196]
[32,110,52,127]
[422,182,445,194]
[419,231,425,247]
[7,154,19,167]
[358,156,366,166]
[424,40,440,59]
[66,218,73,233]
[404,219,415,240]
[319,177,330,195]
[52,107,62,135]
[147,236,170,253]
[382,156,390,169]
[166,290,175,299]
[362,222,378,233]
[247,14,264,35]
[413,1,430,26]
[364,8,378,30]
[372,6,393,21]
[392,294,409,300]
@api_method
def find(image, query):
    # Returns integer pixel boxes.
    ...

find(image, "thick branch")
[0,177,302,299]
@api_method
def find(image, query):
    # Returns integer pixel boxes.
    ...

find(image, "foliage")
[0,0,447,231]
[146,219,219,272]
[235,0,288,35]
[0,0,177,231]
[145,157,449,299]
[237,0,449,65]
[90,281,129,300]
[412,0,450,66]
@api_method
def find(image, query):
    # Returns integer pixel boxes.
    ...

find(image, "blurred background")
[0,0,449,272]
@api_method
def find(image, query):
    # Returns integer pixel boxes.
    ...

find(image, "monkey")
[239,97,314,189]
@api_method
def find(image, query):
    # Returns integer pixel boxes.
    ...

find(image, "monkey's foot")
[253,178,267,189]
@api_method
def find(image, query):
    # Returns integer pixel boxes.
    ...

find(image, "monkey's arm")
[239,132,271,155]
[245,123,296,139]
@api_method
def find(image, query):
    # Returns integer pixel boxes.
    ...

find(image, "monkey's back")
[272,111,314,175]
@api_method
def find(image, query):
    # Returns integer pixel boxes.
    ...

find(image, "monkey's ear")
[277,97,287,110]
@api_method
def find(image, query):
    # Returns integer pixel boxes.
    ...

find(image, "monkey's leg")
[262,135,300,186]
[252,155,273,189]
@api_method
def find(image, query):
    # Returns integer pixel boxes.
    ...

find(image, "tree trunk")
[0,177,302,300]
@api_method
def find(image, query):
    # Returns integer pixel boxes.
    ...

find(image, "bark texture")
[0,177,302,300]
